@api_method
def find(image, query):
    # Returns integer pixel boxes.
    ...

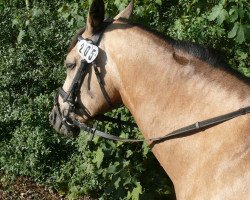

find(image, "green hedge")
[0,0,249,199]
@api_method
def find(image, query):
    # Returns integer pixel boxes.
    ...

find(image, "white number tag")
[77,40,99,63]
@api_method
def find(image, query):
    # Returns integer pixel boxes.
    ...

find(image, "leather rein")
[54,20,250,143]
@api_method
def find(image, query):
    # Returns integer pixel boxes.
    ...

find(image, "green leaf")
[142,142,150,157]
[156,0,162,5]
[230,11,238,22]
[235,24,245,44]
[228,23,239,38]
[129,182,142,200]
[33,8,43,17]
[93,148,104,168]
[229,7,238,22]
[0,0,3,10]
[208,4,223,21]
[245,25,250,41]
[114,177,121,189]
[238,7,245,19]
[17,30,25,44]
[216,9,228,25]
[12,18,19,28]
[241,67,250,78]
[126,150,133,158]
[247,12,250,21]
[236,50,248,60]
[25,20,30,27]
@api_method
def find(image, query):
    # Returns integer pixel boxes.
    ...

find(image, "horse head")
[49,0,134,137]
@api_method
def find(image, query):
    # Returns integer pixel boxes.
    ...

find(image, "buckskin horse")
[50,0,250,199]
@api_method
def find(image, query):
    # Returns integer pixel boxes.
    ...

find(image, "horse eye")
[66,63,76,69]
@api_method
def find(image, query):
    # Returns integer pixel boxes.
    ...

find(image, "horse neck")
[104,24,249,130]
[103,24,250,193]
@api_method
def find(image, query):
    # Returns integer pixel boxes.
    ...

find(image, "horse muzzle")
[49,106,80,137]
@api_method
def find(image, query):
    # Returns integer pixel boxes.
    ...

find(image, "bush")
[0,1,173,199]
[0,0,249,199]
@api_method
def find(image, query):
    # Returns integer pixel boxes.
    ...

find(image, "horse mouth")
[49,108,80,137]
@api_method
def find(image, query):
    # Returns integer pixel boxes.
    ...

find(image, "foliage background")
[0,0,249,199]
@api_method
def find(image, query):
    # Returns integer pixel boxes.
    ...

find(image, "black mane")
[119,19,250,83]
[170,39,229,68]
[125,20,229,69]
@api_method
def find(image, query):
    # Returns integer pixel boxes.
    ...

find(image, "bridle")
[53,19,143,141]
[53,19,250,143]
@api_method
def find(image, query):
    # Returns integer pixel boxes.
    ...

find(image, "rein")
[54,20,250,143]
[76,106,250,143]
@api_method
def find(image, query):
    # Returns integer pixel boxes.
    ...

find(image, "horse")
[50,0,250,199]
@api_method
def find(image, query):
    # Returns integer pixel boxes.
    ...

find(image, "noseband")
[53,19,250,143]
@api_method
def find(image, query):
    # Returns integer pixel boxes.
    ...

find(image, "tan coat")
[51,1,250,199]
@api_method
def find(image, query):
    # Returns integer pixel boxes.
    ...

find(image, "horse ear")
[114,0,134,20]
[86,0,105,34]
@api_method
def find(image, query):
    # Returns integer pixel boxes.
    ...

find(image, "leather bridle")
[53,19,143,141]
[53,19,250,143]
